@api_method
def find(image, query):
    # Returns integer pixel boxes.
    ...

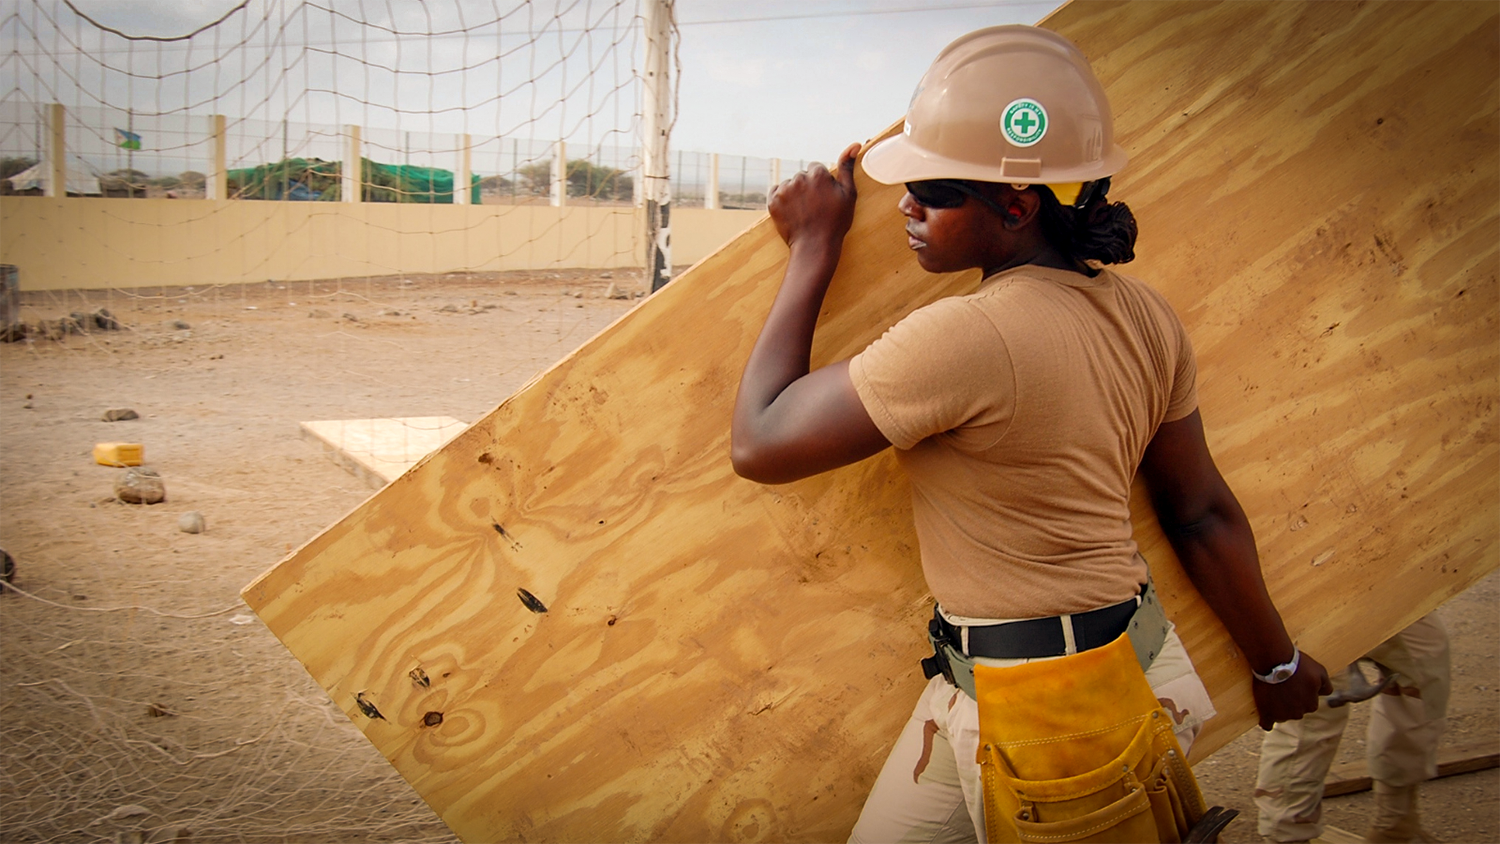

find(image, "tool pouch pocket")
[975,634,1206,843]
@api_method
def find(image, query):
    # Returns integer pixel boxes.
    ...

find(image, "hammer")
[1326,659,1398,708]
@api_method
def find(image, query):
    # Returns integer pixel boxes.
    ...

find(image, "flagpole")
[128,108,135,197]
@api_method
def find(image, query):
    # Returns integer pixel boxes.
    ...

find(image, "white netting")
[0,2,724,841]
[4,0,647,201]
[0,0,682,475]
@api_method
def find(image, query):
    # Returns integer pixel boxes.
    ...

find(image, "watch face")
[1257,648,1301,683]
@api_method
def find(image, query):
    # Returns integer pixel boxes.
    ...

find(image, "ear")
[1002,186,1043,230]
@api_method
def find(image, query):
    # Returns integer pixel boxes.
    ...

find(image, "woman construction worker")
[732,26,1331,842]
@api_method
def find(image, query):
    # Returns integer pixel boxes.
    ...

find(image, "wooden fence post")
[551,140,567,208]
[207,114,227,200]
[343,124,361,203]
[705,153,720,211]
[46,103,65,198]
[456,133,472,205]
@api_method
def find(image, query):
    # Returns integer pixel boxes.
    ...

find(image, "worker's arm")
[732,143,891,484]
[1139,409,1331,729]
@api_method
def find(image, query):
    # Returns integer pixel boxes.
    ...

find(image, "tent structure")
[6,161,101,196]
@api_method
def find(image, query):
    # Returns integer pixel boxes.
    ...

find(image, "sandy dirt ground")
[0,273,1494,844]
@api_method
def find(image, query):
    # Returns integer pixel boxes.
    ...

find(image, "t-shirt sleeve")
[848,298,1016,450]
[1163,315,1199,423]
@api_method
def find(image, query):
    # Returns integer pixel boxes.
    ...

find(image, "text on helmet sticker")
[1002,98,1048,148]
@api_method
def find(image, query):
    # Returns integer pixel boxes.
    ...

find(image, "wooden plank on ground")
[243,2,1499,840]
[300,416,468,488]
[1320,827,1366,844]
[1324,739,1500,798]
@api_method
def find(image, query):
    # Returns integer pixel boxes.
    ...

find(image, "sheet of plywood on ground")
[242,1,1498,840]
[1323,738,1500,797]
[1318,827,1366,844]
[300,417,468,488]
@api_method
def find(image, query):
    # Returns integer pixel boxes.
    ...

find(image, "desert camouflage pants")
[847,624,1213,844]
[1255,613,1450,843]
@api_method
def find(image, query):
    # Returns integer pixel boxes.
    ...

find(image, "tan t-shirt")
[849,265,1198,619]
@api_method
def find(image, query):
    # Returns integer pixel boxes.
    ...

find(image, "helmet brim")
[863,130,1128,186]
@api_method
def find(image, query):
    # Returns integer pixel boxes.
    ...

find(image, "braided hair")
[1034,179,1138,265]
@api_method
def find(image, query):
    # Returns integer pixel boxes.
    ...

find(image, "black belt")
[932,588,1144,660]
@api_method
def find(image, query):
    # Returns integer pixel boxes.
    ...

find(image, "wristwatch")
[1252,646,1301,684]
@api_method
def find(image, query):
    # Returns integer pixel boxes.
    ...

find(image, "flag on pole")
[114,128,142,150]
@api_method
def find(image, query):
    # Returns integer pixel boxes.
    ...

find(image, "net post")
[642,0,674,291]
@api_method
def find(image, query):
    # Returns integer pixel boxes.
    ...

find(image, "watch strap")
[1252,646,1301,684]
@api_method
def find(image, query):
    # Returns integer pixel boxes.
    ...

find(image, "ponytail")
[1035,180,1138,265]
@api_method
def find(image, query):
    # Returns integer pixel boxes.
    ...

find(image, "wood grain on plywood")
[244,2,1498,840]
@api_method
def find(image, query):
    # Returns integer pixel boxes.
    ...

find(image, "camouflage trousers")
[847,623,1213,844]
[1255,613,1451,843]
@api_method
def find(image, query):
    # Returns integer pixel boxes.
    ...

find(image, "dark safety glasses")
[905,179,1007,215]
[906,177,1110,213]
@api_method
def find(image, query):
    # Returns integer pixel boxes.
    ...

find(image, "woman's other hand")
[768,142,861,249]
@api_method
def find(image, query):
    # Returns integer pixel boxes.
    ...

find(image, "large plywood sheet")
[242,2,1499,840]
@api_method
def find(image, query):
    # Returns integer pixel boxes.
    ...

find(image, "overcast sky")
[672,0,1064,162]
[7,1,1067,171]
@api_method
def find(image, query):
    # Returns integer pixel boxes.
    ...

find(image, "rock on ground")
[115,467,166,505]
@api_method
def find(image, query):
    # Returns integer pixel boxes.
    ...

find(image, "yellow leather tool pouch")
[975,633,1206,843]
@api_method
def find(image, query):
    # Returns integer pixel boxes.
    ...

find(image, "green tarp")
[227,158,480,203]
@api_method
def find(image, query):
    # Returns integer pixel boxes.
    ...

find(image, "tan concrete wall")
[0,198,763,291]
[671,206,769,272]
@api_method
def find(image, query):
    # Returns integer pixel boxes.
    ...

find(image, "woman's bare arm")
[1140,410,1331,729]
[731,143,890,484]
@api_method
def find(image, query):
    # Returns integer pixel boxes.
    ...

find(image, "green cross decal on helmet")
[1002,98,1048,147]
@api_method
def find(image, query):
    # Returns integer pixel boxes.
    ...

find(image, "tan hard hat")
[863,25,1127,196]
